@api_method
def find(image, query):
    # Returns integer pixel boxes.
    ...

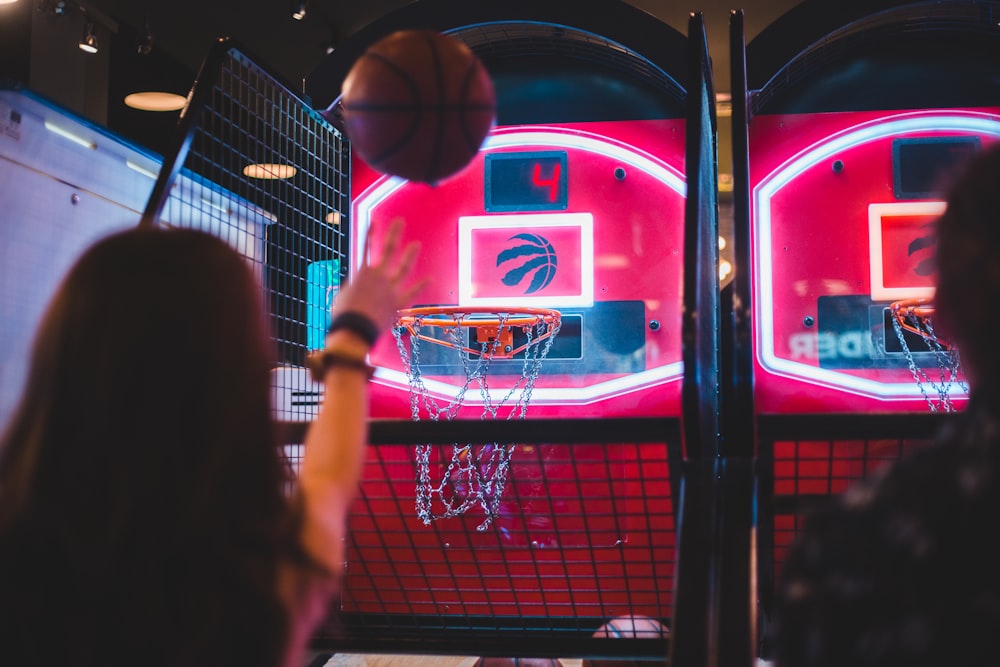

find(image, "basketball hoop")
[889,297,967,412]
[391,306,561,530]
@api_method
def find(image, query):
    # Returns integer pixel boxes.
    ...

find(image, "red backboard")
[750,108,1000,413]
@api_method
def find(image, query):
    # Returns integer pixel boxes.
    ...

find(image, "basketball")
[473,659,563,667]
[582,615,669,667]
[340,29,496,184]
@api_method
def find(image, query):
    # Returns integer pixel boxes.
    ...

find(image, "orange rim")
[395,306,561,328]
[394,306,561,359]
[890,297,939,341]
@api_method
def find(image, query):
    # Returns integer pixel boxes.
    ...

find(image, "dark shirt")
[772,391,1000,667]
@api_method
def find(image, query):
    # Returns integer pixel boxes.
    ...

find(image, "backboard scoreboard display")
[892,136,981,199]
[750,107,1000,413]
[347,120,688,419]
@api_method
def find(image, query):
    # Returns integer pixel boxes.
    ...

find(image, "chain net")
[391,310,561,530]
[890,305,967,412]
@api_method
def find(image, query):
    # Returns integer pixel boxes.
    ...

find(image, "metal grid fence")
[144,43,349,372]
[756,412,954,653]
[284,417,681,660]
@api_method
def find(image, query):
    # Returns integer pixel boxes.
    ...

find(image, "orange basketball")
[473,659,563,667]
[340,29,496,184]
[582,615,670,667]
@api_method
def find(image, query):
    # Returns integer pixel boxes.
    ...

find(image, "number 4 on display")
[533,162,561,203]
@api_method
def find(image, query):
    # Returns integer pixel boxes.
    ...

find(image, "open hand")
[332,218,424,338]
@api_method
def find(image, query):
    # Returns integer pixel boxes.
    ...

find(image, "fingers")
[361,222,374,261]
[362,217,402,266]
[375,219,420,295]
[340,219,422,326]
[377,218,404,268]
[393,240,421,284]
[400,275,430,307]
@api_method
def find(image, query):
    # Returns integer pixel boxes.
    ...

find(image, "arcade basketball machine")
[728,0,1000,657]
[136,0,731,664]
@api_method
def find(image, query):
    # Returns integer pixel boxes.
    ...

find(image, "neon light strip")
[458,212,594,307]
[755,112,1000,398]
[44,120,96,149]
[353,126,687,404]
[372,363,684,406]
[125,159,159,180]
[271,362,686,416]
[199,197,231,214]
[353,175,406,268]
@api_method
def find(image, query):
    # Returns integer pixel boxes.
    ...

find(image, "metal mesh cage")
[282,417,682,659]
[756,412,953,652]
[144,43,349,372]
[765,433,926,576]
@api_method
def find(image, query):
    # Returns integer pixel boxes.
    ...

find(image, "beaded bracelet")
[306,349,376,383]
[327,311,380,348]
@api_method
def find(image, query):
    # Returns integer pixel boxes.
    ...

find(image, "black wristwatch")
[326,311,379,347]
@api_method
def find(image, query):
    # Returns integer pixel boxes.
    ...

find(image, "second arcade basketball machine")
[730,0,1000,659]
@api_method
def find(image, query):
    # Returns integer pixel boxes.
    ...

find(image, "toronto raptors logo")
[908,222,936,277]
[496,233,557,294]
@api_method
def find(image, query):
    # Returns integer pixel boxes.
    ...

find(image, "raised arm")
[297,218,422,573]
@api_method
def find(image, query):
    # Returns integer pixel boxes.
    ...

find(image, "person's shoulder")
[900,399,1000,477]
[842,400,1000,517]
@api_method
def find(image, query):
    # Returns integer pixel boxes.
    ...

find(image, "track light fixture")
[78,20,98,54]
[137,31,153,55]
[137,14,153,55]
[291,0,306,20]
[38,0,67,15]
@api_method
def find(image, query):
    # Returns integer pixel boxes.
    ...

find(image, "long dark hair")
[0,227,298,666]
[934,141,1000,386]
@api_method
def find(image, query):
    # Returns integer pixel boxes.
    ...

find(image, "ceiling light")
[79,21,97,54]
[243,163,297,179]
[291,0,306,20]
[0,0,21,5]
[719,172,734,193]
[720,259,733,282]
[124,91,187,112]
